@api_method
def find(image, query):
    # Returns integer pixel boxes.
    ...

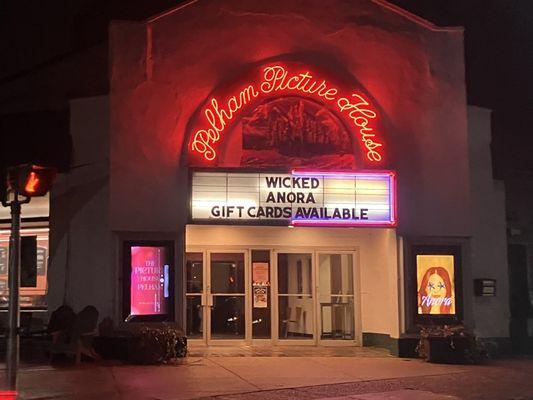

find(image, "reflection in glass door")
[277,253,314,340]
[318,253,355,340]
[209,252,246,340]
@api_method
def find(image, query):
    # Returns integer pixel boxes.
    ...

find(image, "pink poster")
[130,246,169,316]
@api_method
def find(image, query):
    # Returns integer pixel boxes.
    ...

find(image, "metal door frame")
[205,249,250,345]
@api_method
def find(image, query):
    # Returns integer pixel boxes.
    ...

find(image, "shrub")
[128,325,187,364]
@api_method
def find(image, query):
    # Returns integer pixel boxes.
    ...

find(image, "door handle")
[202,294,214,307]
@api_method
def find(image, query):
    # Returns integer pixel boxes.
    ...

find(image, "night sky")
[0,0,532,175]
[392,0,533,109]
[389,0,533,178]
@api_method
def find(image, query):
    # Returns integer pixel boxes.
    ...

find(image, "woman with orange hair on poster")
[418,267,454,314]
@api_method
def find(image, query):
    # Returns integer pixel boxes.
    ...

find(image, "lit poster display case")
[411,245,462,325]
[417,255,456,315]
[123,241,174,322]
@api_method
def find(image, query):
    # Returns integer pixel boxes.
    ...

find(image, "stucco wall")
[467,106,509,338]
[109,0,471,238]
[47,96,113,317]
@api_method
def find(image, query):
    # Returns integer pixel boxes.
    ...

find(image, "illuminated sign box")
[417,255,456,315]
[191,170,396,227]
[129,246,170,318]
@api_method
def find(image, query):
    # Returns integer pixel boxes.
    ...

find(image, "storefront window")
[252,250,271,339]
[123,241,174,322]
[0,228,49,310]
[318,253,355,340]
[277,253,314,340]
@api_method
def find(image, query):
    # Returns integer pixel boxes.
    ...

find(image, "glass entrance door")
[317,252,357,342]
[275,252,315,342]
[186,251,248,343]
[186,249,358,345]
[207,252,247,341]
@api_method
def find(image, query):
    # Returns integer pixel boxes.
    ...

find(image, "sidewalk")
[1,347,532,400]
[315,392,459,400]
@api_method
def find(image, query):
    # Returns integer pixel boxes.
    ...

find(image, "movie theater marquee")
[191,171,396,227]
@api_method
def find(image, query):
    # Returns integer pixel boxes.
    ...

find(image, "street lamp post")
[3,193,30,391]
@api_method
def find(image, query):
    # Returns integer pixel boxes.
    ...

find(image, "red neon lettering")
[337,94,382,162]
[191,85,259,161]
[262,66,336,102]
[190,65,384,163]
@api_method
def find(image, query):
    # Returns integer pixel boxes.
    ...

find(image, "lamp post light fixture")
[1,164,56,392]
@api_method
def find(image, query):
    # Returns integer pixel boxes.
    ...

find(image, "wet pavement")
[1,346,532,399]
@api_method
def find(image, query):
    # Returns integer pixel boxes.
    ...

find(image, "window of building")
[251,250,271,339]
[0,228,49,310]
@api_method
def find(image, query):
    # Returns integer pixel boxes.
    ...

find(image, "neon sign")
[190,65,384,163]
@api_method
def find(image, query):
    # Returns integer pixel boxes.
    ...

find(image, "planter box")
[94,335,187,363]
[422,336,470,364]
